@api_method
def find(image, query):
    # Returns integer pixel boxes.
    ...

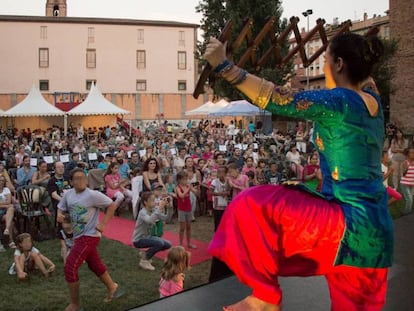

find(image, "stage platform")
[131,213,414,310]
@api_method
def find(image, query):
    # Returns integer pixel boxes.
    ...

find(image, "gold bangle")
[253,79,274,109]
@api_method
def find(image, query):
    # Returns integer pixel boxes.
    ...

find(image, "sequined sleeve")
[262,85,345,123]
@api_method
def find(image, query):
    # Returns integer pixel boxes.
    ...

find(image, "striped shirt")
[401,161,414,186]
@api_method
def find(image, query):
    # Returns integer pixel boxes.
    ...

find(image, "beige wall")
[0,20,197,93]
[0,17,214,127]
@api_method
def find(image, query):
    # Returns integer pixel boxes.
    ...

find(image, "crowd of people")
[0,116,412,248]
[0,98,412,309]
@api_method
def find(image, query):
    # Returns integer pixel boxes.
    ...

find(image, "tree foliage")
[372,38,398,123]
[196,0,293,100]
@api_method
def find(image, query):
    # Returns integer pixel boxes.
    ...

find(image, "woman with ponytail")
[203,33,392,311]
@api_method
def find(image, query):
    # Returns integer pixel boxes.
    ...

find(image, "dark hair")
[176,170,188,182]
[142,157,160,173]
[227,162,239,171]
[246,171,255,178]
[140,191,154,205]
[69,167,85,180]
[329,33,384,85]
[37,160,47,168]
[104,162,119,177]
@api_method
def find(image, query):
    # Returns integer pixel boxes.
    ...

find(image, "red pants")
[208,185,388,310]
[64,236,107,283]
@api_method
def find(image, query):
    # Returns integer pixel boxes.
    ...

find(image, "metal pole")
[302,9,313,90]
[306,15,310,90]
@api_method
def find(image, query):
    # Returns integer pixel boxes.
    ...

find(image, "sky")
[0,0,389,31]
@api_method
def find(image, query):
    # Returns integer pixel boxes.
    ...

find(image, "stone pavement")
[132,213,414,310]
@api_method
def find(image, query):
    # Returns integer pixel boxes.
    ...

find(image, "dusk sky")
[0,0,389,29]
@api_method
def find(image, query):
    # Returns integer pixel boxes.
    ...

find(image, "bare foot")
[188,244,197,249]
[64,303,82,311]
[104,282,119,303]
[223,296,280,311]
[104,282,125,303]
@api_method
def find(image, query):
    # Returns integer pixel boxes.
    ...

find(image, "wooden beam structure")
[193,16,353,99]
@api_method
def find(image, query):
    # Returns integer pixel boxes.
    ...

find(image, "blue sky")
[0,0,389,29]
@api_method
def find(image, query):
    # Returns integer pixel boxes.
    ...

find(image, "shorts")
[178,210,192,223]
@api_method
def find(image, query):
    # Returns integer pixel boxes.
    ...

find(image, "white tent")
[3,85,65,117]
[2,85,65,130]
[67,83,131,116]
[185,101,214,116]
[65,83,131,137]
[210,99,230,114]
[185,99,229,116]
[209,99,271,117]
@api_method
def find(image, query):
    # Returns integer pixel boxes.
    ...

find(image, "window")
[86,49,96,68]
[40,26,47,39]
[177,51,186,70]
[178,80,187,91]
[178,31,185,46]
[39,48,49,68]
[136,80,147,91]
[137,29,144,43]
[384,26,390,39]
[86,80,97,90]
[136,50,146,69]
[88,27,95,43]
[39,80,49,91]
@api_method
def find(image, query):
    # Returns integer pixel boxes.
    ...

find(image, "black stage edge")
[131,213,414,310]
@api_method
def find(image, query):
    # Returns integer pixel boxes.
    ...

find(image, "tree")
[372,38,398,124]
[196,0,293,100]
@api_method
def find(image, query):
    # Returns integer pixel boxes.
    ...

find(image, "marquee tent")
[3,85,65,117]
[185,99,229,116]
[185,101,214,116]
[209,99,271,117]
[2,85,65,130]
[65,83,131,137]
[67,83,131,116]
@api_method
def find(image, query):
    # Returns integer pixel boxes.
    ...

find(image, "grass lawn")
[0,214,214,311]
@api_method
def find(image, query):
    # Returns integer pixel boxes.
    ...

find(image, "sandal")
[188,244,198,249]
[104,286,125,303]
[9,242,16,249]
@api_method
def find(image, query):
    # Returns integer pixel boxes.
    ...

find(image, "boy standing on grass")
[57,168,124,311]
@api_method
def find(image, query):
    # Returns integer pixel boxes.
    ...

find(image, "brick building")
[389,0,414,133]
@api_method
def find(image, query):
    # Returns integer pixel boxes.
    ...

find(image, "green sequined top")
[265,87,393,268]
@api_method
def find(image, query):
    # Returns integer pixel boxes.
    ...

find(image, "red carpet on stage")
[99,213,211,265]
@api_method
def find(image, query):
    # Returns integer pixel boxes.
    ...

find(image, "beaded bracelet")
[214,59,233,74]
[229,69,247,85]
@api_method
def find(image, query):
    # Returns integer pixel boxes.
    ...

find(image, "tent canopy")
[3,85,65,117]
[185,99,229,116]
[209,99,271,117]
[67,83,131,116]
[185,101,214,116]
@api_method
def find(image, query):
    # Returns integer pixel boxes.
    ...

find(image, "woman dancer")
[203,33,393,311]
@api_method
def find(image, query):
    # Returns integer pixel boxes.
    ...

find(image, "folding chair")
[16,185,49,238]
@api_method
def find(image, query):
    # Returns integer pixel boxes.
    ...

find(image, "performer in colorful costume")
[203,33,393,311]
